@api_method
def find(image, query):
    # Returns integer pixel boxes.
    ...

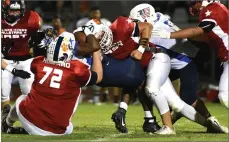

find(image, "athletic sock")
[119,102,128,111]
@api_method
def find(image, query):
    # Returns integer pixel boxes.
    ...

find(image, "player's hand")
[152,29,171,39]
[130,49,143,60]
[12,68,31,79]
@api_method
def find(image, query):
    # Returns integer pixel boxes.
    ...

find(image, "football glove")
[12,68,31,79]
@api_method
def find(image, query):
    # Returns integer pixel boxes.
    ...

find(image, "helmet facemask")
[95,25,113,50]
[3,0,25,23]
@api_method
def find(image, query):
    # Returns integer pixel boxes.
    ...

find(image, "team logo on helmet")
[138,7,150,19]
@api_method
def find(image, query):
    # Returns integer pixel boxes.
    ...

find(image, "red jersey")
[199,3,228,62]
[2,10,40,57]
[107,16,153,68]
[19,56,91,134]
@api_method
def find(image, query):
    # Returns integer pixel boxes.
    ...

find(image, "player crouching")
[1,31,102,136]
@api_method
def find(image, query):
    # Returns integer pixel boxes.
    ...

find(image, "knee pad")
[145,86,159,98]
[167,96,185,113]
[218,90,228,108]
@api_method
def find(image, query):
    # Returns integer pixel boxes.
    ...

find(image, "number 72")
[39,66,63,89]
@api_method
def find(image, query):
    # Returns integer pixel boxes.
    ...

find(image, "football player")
[1,0,40,108]
[1,32,102,135]
[77,14,228,134]
[152,0,228,108]
[128,3,224,134]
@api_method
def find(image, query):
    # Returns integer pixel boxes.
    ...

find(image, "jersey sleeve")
[29,11,41,32]
[199,3,221,25]
[110,16,137,40]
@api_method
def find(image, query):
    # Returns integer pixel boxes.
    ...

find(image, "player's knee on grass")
[218,90,228,108]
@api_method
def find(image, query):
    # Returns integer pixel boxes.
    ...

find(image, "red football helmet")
[2,0,26,23]
[189,0,202,16]
[189,0,221,16]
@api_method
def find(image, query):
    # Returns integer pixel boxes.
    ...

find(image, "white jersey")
[150,12,195,69]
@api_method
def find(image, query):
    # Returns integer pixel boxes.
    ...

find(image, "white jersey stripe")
[202,19,217,25]
[212,25,229,50]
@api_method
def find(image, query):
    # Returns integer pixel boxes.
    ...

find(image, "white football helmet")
[101,18,112,26]
[46,32,76,64]
[85,19,113,49]
[129,3,157,24]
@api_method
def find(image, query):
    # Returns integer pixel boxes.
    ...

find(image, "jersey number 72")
[39,66,63,89]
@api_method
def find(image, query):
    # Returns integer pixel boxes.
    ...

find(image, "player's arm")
[91,50,103,83]
[73,27,100,56]
[152,21,216,41]
[130,22,153,60]
[138,22,153,48]
[1,59,31,79]
[86,50,103,86]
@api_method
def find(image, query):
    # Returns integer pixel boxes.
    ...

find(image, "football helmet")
[46,32,77,64]
[129,3,157,24]
[85,19,113,49]
[2,0,26,23]
[189,0,220,16]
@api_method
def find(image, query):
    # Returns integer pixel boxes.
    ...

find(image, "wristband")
[5,65,14,73]
[137,45,145,54]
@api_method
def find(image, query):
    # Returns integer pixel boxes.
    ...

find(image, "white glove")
[152,29,171,39]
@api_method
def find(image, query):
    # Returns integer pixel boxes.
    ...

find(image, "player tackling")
[152,0,228,108]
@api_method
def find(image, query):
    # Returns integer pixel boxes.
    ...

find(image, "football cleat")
[1,104,11,133]
[142,117,161,133]
[7,127,28,134]
[171,111,182,124]
[206,116,228,133]
[154,125,176,135]
[111,108,128,133]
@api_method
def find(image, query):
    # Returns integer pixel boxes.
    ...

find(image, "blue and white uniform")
[150,12,199,105]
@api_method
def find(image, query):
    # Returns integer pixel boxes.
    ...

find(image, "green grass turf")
[1,103,228,142]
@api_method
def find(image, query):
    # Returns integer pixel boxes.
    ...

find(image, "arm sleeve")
[198,20,216,33]
[86,71,98,86]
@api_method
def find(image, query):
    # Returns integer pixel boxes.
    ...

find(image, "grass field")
[2,103,228,142]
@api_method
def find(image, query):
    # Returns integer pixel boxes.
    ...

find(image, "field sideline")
[2,103,228,142]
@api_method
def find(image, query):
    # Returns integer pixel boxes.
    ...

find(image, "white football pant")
[145,53,171,115]
[1,58,34,102]
[218,61,228,108]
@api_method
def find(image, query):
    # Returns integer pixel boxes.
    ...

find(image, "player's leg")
[17,59,34,95]
[171,61,212,123]
[1,60,15,108]
[138,87,161,133]
[218,61,228,108]
[92,85,102,105]
[161,78,228,133]
[144,53,175,134]
[1,95,27,134]
[111,88,135,133]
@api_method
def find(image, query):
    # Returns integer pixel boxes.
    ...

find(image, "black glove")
[12,68,31,79]
[28,28,57,57]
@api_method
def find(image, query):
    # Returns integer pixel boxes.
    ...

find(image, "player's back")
[19,56,91,134]
[107,16,138,59]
